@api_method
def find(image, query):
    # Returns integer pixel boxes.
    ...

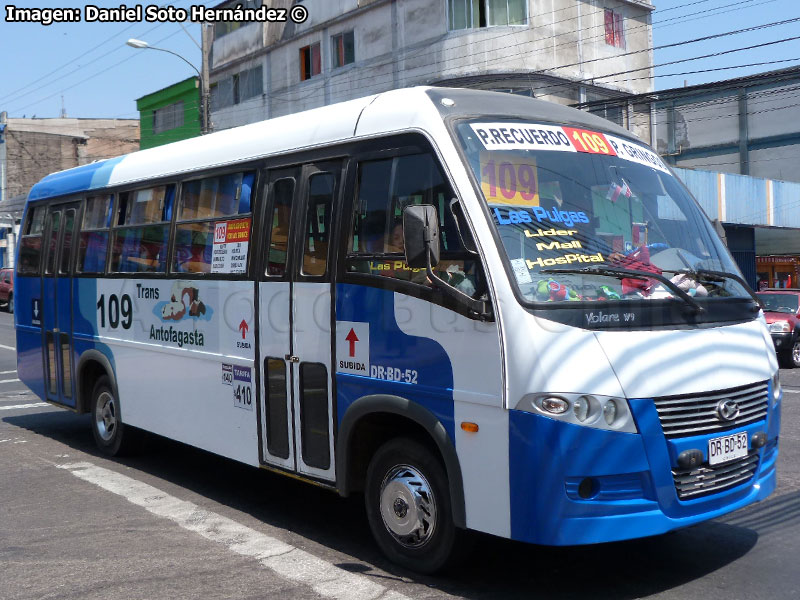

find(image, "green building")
[136,77,201,149]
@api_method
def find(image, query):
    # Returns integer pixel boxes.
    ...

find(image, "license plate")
[708,432,748,466]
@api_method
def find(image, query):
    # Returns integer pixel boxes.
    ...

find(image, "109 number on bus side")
[97,293,133,329]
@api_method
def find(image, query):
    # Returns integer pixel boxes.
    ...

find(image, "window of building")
[448,0,527,30]
[152,101,185,135]
[111,185,174,273]
[214,0,260,38]
[173,172,254,274]
[300,42,322,81]
[331,31,355,69]
[346,152,481,294]
[490,87,533,97]
[605,8,625,49]
[211,65,262,111]
[239,65,263,101]
[78,194,113,273]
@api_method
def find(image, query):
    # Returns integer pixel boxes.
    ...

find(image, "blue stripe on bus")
[15,276,45,398]
[335,283,456,442]
[28,156,125,201]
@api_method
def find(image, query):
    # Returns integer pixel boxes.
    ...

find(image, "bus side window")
[111,185,173,274]
[302,173,335,277]
[173,172,255,274]
[44,211,61,276]
[78,194,113,274]
[264,178,295,278]
[18,205,46,275]
[58,208,77,275]
[346,152,481,296]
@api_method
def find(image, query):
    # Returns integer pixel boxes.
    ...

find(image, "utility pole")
[201,22,212,134]
[0,111,6,206]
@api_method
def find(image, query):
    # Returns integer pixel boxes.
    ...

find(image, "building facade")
[206,0,655,133]
[672,166,800,289]
[136,77,203,149]
[0,116,139,268]
[1,117,139,201]
[578,66,800,183]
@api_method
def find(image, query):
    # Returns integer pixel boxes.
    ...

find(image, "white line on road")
[0,403,49,411]
[782,389,800,394]
[0,378,21,384]
[0,370,17,375]
[0,343,15,351]
[59,462,411,600]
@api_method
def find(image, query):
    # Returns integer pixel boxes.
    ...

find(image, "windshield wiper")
[540,265,704,313]
[670,268,763,310]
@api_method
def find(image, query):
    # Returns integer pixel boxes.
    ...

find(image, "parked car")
[757,288,800,367]
[0,268,12,313]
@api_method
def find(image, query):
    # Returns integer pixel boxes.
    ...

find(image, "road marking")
[782,389,800,394]
[59,462,410,600]
[0,378,21,384]
[0,370,17,375]
[0,403,49,411]
[0,343,15,351]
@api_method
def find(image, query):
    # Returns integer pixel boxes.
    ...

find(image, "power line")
[7,0,766,115]
[0,0,201,107]
[243,1,795,109]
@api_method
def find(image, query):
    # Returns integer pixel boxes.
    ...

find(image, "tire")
[7,293,12,314]
[90,375,138,456]
[365,437,466,573]
[790,338,800,368]
[779,337,800,368]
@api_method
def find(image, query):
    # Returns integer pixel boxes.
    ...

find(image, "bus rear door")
[41,202,79,408]
[258,161,342,482]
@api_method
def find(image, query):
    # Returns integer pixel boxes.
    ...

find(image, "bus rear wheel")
[90,375,137,456]
[365,438,461,573]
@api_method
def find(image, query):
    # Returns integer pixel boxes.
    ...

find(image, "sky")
[0,0,799,120]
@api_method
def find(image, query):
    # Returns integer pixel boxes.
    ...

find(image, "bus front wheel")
[365,438,462,573]
[90,375,136,456]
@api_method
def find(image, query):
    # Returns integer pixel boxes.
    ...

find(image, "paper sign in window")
[211,218,251,274]
[479,152,540,207]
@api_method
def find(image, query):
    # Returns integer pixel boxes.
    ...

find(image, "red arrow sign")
[239,319,249,339]
[345,328,359,357]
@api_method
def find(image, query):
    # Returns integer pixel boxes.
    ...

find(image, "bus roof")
[27,87,636,203]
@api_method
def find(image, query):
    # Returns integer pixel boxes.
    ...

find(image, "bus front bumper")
[507,398,779,546]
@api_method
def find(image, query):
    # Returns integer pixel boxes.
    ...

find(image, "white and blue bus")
[15,87,781,572]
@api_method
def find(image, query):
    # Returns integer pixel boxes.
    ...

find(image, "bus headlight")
[519,393,637,433]
[541,396,569,414]
[603,399,618,425]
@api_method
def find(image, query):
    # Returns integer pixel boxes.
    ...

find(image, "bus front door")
[258,162,341,483]
[41,202,79,408]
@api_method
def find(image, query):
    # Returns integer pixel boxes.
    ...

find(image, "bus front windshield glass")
[456,120,750,306]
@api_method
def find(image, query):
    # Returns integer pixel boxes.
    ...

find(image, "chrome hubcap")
[793,342,800,364]
[379,464,436,549]
[95,391,117,442]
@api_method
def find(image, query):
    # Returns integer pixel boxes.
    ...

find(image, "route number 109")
[97,293,133,330]
[480,158,539,206]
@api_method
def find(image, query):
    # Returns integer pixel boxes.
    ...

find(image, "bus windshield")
[455,120,750,305]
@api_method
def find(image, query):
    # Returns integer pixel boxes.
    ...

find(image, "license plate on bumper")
[708,432,748,466]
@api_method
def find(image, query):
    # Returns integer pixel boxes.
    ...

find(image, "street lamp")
[126,38,210,135]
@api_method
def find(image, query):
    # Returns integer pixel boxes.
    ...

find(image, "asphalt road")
[1,309,798,600]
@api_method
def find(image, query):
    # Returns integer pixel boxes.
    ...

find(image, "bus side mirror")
[403,205,440,269]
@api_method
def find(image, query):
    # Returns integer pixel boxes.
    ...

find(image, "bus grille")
[672,451,759,500]
[653,381,768,439]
